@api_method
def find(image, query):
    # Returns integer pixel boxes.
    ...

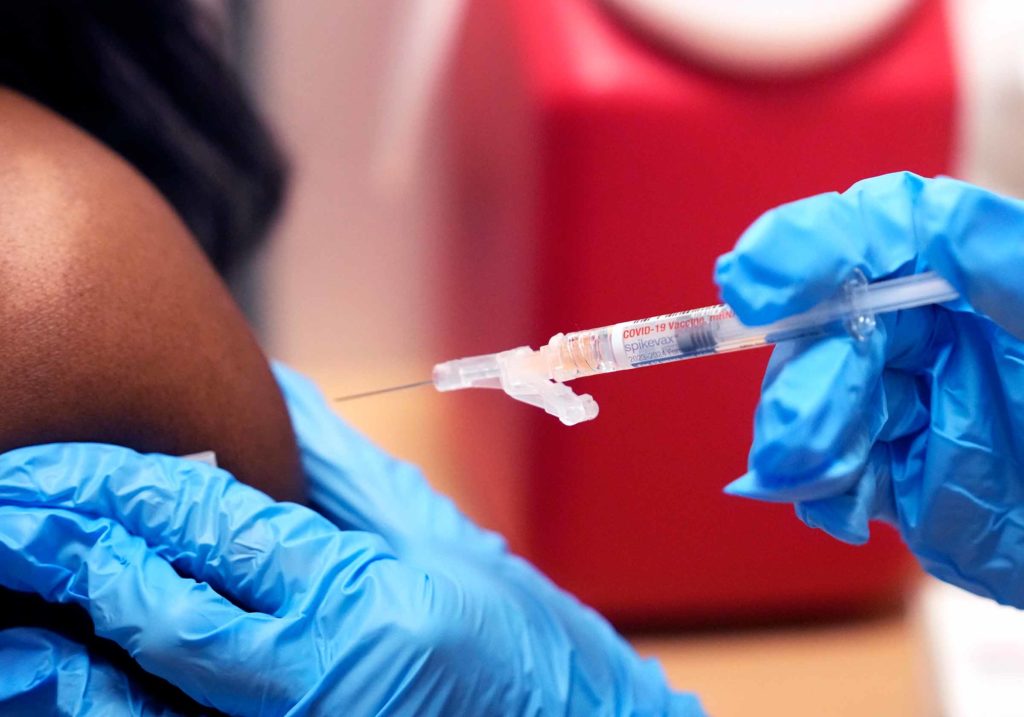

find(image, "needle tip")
[333,379,433,402]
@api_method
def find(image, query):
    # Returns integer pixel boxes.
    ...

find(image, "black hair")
[0,0,287,277]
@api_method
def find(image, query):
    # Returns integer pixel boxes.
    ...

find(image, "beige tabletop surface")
[632,611,922,716]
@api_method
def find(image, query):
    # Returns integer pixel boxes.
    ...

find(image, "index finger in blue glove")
[0,443,387,616]
[715,172,1024,330]
[715,172,927,326]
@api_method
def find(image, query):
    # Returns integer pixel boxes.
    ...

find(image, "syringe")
[429,271,960,425]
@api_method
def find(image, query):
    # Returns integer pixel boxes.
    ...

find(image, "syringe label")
[609,307,735,367]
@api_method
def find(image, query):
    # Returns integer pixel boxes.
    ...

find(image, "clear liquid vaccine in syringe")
[422,271,960,425]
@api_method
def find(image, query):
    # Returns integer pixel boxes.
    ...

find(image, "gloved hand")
[0,627,185,716]
[0,363,703,716]
[715,171,1024,607]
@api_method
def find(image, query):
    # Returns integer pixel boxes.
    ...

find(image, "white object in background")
[920,578,1024,717]
[373,0,467,192]
[946,0,1024,199]
[598,0,918,75]
[181,450,218,467]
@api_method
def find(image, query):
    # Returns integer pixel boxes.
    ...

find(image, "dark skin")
[0,89,302,710]
[0,88,302,502]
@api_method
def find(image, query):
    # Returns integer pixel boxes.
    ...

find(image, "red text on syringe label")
[610,307,735,367]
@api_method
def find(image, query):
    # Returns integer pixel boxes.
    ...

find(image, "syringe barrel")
[550,305,778,380]
[548,271,959,381]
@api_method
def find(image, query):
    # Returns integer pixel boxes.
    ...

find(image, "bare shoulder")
[0,89,302,500]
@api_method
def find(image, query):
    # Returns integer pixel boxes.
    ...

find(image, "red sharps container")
[442,0,955,623]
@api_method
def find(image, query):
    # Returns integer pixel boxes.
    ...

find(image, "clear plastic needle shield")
[433,271,959,426]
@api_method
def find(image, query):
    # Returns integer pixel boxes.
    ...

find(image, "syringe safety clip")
[497,347,599,426]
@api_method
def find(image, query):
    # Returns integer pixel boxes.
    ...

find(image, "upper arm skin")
[0,89,302,501]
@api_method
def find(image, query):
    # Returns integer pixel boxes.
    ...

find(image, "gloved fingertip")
[726,465,865,503]
[714,250,778,326]
[722,472,804,502]
[797,500,871,545]
[712,251,735,287]
[722,472,767,499]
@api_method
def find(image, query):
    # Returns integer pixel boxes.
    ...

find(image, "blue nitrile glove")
[0,627,185,716]
[715,171,1024,607]
[0,364,703,716]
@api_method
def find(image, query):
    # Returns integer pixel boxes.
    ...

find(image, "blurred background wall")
[251,0,463,490]
[254,0,451,382]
